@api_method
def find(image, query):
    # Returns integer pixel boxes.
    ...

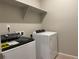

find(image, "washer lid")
[35,31,57,36]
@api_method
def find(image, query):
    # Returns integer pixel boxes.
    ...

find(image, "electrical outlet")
[6,25,10,32]
[6,25,10,28]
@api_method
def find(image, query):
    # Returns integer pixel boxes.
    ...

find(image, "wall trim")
[58,52,78,59]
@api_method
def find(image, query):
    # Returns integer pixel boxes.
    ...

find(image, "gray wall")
[0,0,41,37]
[40,0,78,56]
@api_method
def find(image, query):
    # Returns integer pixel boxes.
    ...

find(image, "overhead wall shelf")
[0,0,47,22]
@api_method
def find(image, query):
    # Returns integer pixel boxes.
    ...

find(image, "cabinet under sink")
[2,41,36,59]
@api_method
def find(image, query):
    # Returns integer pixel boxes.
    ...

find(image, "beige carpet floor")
[56,54,76,59]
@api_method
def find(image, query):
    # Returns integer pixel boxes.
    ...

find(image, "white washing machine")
[33,31,58,59]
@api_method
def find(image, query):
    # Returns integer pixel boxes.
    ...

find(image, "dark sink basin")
[16,37,34,44]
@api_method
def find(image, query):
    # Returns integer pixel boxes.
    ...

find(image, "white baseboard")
[58,52,78,59]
